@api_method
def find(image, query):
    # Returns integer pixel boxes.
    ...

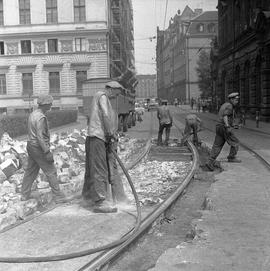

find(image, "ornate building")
[135,74,157,99]
[156,6,217,103]
[211,0,270,121]
[0,0,134,114]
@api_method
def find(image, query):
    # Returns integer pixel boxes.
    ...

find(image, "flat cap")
[105,81,124,89]
[37,94,53,105]
[228,92,239,99]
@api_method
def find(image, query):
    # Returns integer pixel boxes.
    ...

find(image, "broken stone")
[37,181,49,189]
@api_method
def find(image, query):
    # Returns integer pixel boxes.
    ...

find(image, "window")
[49,72,60,94]
[19,0,31,25]
[46,0,58,23]
[74,0,85,22]
[76,71,87,93]
[208,23,215,33]
[0,42,4,55]
[21,40,31,54]
[0,0,3,25]
[75,38,86,51]
[48,39,58,53]
[22,73,33,96]
[197,23,204,32]
[0,74,6,94]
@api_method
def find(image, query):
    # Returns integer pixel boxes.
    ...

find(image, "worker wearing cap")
[181,114,202,146]
[21,94,67,203]
[83,82,127,213]
[206,92,241,171]
[157,100,173,146]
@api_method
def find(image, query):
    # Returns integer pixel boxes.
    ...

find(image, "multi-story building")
[135,74,157,99]
[0,0,134,114]
[156,6,217,103]
[211,0,270,121]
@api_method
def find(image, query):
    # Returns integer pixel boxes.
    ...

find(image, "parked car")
[148,102,159,111]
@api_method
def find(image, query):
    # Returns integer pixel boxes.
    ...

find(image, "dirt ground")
[109,147,221,271]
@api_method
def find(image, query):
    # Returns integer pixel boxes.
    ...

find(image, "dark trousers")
[182,121,199,145]
[210,124,239,161]
[21,143,61,198]
[82,137,108,202]
[83,136,127,203]
[157,123,171,145]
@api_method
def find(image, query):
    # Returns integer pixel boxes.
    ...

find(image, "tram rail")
[0,115,200,271]
[75,120,199,271]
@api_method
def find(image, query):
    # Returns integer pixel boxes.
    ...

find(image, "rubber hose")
[0,149,142,263]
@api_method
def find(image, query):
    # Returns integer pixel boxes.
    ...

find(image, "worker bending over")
[181,114,202,146]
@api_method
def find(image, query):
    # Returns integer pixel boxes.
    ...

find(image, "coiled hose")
[0,148,142,263]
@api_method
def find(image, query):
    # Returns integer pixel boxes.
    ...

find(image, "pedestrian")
[196,99,201,112]
[190,97,195,110]
[201,99,207,112]
[157,100,173,146]
[82,81,127,213]
[206,92,241,171]
[181,114,202,146]
[21,95,67,203]
[137,110,143,122]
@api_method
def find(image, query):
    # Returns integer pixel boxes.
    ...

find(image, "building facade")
[0,0,134,114]
[156,6,217,103]
[211,0,270,121]
[135,74,157,99]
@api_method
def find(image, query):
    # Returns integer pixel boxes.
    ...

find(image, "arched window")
[221,71,227,103]
[207,23,216,33]
[235,65,240,94]
[243,61,250,106]
[255,56,262,106]
[197,23,204,33]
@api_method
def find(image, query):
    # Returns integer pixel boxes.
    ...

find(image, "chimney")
[194,8,203,16]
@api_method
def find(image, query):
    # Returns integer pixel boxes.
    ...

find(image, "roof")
[190,11,218,22]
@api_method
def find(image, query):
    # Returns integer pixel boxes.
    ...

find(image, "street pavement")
[8,108,270,270]
[149,106,270,271]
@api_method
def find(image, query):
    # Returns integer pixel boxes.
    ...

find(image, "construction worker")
[21,95,67,203]
[82,81,127,213]
[157,100,173,146]
[181,114,202,146]
[206,92,241,171]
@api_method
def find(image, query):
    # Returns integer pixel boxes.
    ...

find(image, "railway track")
[0,115,200,271]
[74,119,199,271]
[174,108,270,170]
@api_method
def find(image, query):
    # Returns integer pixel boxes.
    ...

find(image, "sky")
[133,0,218,75]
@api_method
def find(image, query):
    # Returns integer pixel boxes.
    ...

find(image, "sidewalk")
[149,106,270,271]
[177,104,270,135]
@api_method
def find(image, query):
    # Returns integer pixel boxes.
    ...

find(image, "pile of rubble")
[0,130,145,226]
[126,160,192,206]
[0,130,192,230]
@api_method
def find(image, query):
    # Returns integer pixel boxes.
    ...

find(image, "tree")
[196,49,212,99]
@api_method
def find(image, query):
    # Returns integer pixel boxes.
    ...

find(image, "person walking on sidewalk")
[21,95,67,203]
[82,81,127,213]
[181,114,203,146]
[206,92,241,171]
[157,100,173,146]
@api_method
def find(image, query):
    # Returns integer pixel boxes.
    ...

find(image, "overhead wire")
[163,0,169,30]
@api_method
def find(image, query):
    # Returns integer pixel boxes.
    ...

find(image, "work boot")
[21,195,33,201]
[205,160,215,171]
[93,200,118,213]
[227,157,241,163]
[53,192,68,204]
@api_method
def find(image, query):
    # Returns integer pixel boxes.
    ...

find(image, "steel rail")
[0,116,155,263]
[76,124,199,271]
